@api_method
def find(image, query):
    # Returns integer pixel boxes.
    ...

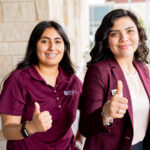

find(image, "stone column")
[62,0,89,80]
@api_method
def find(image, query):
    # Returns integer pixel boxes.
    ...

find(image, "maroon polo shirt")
[0,65,82,150]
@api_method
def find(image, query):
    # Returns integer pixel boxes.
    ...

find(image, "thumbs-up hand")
[103,80,128,119]
[30,102,52,133]
[116,80,123,97]
[34,102,40,115]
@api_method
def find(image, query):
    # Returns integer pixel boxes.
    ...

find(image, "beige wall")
[0,0,89,149]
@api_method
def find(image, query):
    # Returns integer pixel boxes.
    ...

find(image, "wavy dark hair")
[16,21,75,74]
[88,9,149,67]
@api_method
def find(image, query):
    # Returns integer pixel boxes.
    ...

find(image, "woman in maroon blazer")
[79,9,150,150]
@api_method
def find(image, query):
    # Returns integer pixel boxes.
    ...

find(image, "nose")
[48,41,55,51]
[120,32,128,42]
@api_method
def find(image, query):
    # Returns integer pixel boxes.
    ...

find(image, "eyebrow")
[40,36,62,40]
[109,26,136,33]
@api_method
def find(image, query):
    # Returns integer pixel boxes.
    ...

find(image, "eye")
[41,40,49,44]
[55,40,62,44]
[128,29,134,33]
[110,32,119,37]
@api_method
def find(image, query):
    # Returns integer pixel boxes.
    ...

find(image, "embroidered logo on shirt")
[64,90,77,96]
[111,89,117,96]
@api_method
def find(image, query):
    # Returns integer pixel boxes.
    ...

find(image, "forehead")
[111,16,137,30]
[41,27,62,38]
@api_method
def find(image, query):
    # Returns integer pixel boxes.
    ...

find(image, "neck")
[35,64,59,87]
[36,64,59,77]
[115,56,136,75]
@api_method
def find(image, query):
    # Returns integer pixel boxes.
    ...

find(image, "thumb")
[34,102,40,115]
[116,80,123,96]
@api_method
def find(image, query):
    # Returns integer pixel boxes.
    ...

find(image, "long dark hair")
[16,21,75,74]
[88,9,149,67]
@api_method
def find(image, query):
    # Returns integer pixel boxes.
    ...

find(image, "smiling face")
[108,16,139,61]
[36,27,65,68]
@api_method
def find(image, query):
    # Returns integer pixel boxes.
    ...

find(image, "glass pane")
[94,6,112,22]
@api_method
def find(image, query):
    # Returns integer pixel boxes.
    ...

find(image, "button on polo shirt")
[0,65,82,150]
[56,97,59,100]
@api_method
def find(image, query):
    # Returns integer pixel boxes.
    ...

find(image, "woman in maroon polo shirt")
[79,9,150,150]
[0,21,84,150]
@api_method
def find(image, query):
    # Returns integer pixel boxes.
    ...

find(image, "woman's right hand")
[27,102,52,134]
[103,80,128,119]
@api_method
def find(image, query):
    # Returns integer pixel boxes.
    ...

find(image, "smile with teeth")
[45,53,57,57]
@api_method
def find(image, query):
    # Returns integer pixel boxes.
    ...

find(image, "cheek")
[58,45,65,54]
[108,37,116,47]
[37,43,48,52]
[36,42,41,51]
[36,46,46,60]
[134,36,139,44]
[36,51,42,61]
[133,36,139,49]
[108,39,117,51]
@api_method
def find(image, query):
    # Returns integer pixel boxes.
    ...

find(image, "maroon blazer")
[79,58,150,150]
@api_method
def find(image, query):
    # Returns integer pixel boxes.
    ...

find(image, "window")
[89,5,113,47]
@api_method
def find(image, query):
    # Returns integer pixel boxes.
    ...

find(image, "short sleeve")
[75,76,82,95]
[0,71,26,116]
[74,75,83,109]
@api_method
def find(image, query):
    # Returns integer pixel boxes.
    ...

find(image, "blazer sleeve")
[79,64,109,137]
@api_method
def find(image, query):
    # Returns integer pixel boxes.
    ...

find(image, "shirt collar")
[28,65,69,84]
[56,66,69,84]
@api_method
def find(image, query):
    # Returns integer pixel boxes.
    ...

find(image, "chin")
[48,63,59,67]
